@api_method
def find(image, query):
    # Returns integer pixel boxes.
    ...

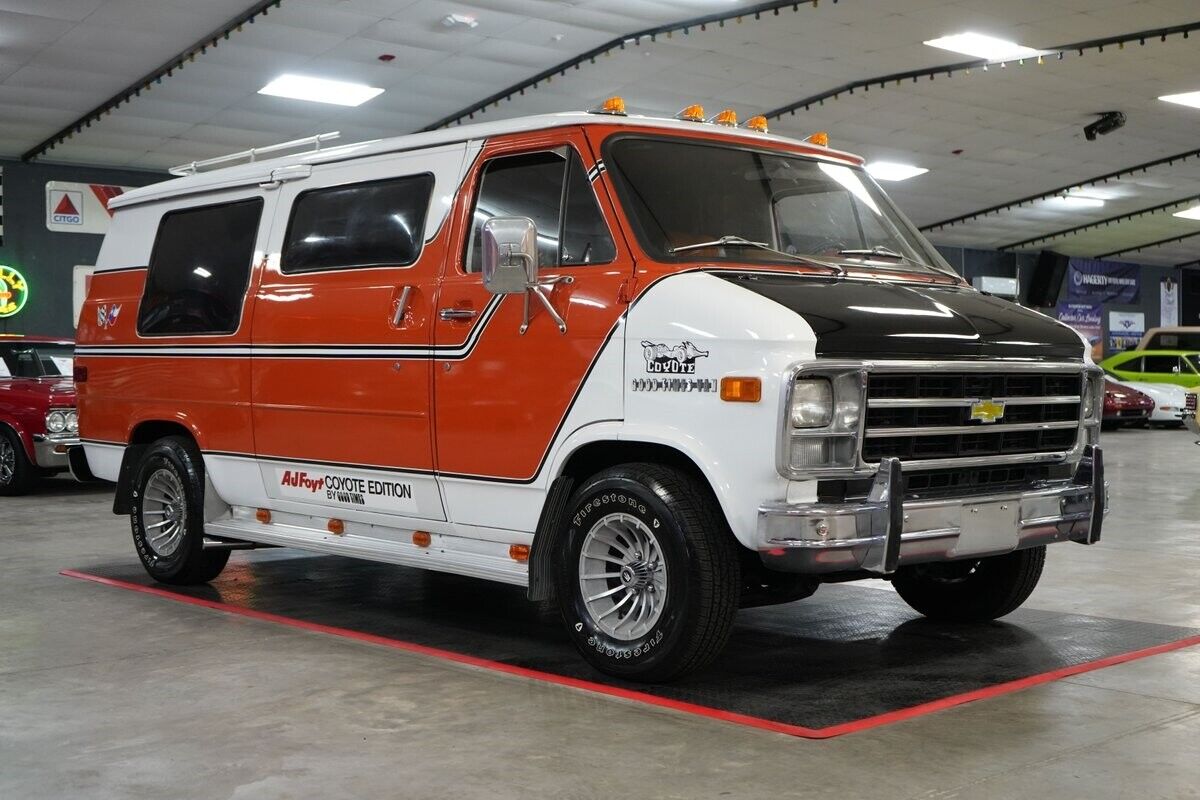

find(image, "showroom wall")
[0,158,163,338]
[937,245,1181,351]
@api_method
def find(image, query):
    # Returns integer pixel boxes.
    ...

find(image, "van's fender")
[551,271,817,549]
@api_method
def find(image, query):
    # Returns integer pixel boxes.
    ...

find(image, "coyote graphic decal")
[640,340,710,374]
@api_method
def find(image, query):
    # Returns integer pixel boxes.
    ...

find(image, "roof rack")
[168,131,341,177]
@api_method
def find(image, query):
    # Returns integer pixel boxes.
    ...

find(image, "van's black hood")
[717,272,1084,361]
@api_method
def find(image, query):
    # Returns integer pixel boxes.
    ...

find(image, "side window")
[282,174,434,273]
[138,198,263,336]
[1142,355,1180,373]
[1121,357,1142,373]
[465,149,614,273]
[561,156,616,266]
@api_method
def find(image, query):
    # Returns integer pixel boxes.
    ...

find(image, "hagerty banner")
[1065,258,1141,304]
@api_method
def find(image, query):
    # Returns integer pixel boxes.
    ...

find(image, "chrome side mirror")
[481,217,537,295]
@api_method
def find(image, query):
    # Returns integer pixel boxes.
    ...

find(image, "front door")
[433,129,632,531]
[251,146,466,522]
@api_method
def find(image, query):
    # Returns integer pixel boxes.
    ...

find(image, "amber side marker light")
[255,508,272,524]
[327,518,345,536]
[591,96,627,116]
[806,131,830,146]
[509,544,531,562]
[743,115,769,133]
[720,376,762,403]
[711,108,738,127]
[413,531,432,548]
[676,104,705,122]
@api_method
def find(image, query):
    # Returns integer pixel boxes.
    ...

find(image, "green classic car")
[1100,350,1200,388]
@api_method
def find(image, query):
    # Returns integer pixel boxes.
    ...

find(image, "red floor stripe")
[60,568,1200,740]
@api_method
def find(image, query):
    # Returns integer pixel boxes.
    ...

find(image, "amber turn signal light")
[720,376,762,403]
[255,508,272,524]
[675,104,705,122]
[806,131,830,146]
[509,544,531,562]
[327,518,345,535]
[413,531,431,548]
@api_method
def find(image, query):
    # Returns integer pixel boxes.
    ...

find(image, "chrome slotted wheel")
[0,437,14,485]
[578,512,668,641]
[141,468,187,558]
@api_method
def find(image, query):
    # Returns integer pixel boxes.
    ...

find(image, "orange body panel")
[77,268,258,454]
[432,129,633,480]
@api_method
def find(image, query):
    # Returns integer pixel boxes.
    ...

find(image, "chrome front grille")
[862,371,1083,464]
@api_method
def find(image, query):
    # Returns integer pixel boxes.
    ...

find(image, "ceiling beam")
[22,0,283,162]
[1094,230,1200,260]
[419,0,829,132]
[997,195,1200,251]
[763,20,1200,122]
[920,148,1200,233]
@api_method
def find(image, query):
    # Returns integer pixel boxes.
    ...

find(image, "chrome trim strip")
[864,420,1079,437]
[868,395,1080,408]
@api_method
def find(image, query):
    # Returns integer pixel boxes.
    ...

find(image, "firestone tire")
[892,546,1046,623]
[130,436,229,585]
[555,463,740,682]
[0,426,35,496]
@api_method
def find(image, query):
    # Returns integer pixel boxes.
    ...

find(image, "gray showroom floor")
[3,430,1199,800]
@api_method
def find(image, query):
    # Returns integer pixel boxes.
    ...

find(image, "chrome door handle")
[439,308,477,321]
[392,285,413,326]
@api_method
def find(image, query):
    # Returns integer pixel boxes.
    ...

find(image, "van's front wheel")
[131,437,229,585]
[556,464,739,682]
[892,546,1045,622]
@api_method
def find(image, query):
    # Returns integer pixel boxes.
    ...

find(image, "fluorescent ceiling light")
[1046,195,1105,208]
[1173,204,1200,220]
[1159,91,1200,110]
[259,74,383,107]
[866,162,928,182]
[923,32,1040,61]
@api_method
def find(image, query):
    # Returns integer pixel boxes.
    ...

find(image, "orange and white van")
[77,101,1107,680]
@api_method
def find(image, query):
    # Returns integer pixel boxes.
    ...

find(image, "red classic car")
[1101,379,1155,430]
[0,335,81,494]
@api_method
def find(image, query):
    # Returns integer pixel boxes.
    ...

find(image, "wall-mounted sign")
[1065,258,1141,304]
[45,181,131,234]
[1056,301,1103,360]
[1108,310,1145,353]
[1161,277,1180,328]
[0,265,29,318]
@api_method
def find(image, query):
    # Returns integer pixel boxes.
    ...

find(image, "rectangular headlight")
[790,378,832,428]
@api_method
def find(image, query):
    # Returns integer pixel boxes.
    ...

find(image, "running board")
[204,512,528,587]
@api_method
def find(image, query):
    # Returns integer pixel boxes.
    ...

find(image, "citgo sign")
[0,265,29,318]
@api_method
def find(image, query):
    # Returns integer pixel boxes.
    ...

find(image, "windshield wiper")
[837,245,962,281]
[837,246,907,260]
[670,235,844,275]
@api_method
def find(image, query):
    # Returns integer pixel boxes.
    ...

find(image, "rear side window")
[282,174,434,273]
[1149,332,1200,349]
[1141,355,1181,373]
[138,198,263,336]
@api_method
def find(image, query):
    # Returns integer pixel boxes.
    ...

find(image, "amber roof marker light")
[743,115,769,133]
[675,104,706,122]
[710,108,738,127]
[806,131,830,146]
[590,96,627,116]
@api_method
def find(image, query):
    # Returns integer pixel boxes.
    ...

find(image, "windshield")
[0,344,74,378]
[604,137,955,275]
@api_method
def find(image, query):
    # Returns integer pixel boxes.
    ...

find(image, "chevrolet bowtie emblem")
[970,399,1006,424]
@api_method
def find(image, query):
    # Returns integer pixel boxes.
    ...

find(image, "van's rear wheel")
[892,546,1045,622]
[556,463,740,682]
[131,436,229,585]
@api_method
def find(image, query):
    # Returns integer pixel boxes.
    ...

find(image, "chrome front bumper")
[31,435,81,470]
[757,446,1107,575]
